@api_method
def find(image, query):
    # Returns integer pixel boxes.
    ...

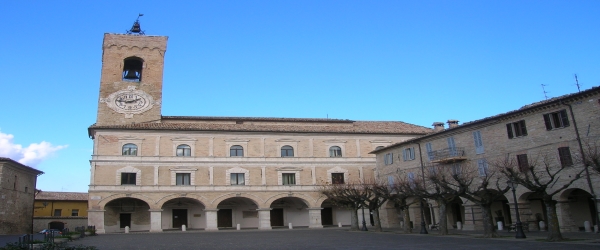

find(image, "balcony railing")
[428,147,467,163]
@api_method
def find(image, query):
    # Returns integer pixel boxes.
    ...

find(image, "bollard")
[125,226,129,234]
[584,221,591,232]
[400,221,404,229]
[539,221,546,231]
[289,223,293,229]
[182,225,186,231]
[497,221,503,231]
[594,225,598,233]
[338,222,342,228]
[237,224,240,230]
[457,221,462,230]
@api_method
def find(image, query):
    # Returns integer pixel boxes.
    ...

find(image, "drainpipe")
[563,102,600,231]
[416,142,428,234]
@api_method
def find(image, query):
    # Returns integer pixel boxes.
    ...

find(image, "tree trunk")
[543,198,564,241]
[437,199,448,235]
[372,207,383,232]
[403,207,412,233]
[480,204,499,238]
[350,208,359,231]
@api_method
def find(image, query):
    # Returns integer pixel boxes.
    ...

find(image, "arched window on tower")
[281,145,294,157]
[230,145,244,157]
[329,146,342,157]
[122,143,138,156]
[122,57,144,81]
[176,144,191,156]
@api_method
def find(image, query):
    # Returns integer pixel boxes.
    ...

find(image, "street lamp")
[506,179,526,239]
[420,199,428,234]
[361,201,368,231]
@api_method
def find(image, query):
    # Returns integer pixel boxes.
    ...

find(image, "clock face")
[114,93,148,111]
[100,86,157,117]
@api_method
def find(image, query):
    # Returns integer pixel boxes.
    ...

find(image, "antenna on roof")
[574,74,581,92]
[126,13,145,35]
[541,84,549,100]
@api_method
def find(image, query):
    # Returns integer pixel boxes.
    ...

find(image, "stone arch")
[265,193,313,208]
[155,193,208,208]
[98,193,155,209]
[209,193,263,209]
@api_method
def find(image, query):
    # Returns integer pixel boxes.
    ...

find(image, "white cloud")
[0,132,67,167]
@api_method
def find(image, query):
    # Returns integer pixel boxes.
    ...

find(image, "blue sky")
[1,1,599,192]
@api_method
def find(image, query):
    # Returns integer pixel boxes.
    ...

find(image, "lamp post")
[420,199,428,234]
[361,201,368,231]
[507,179,526,239]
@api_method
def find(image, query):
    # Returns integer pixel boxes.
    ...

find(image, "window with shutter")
[447,137,457,156]
[477,159,488,176]
[558,147,573,167]
[543,109,570,130]
[425,142,433,161]
[473,131,484,154]
[517,154,529,172]
[507,120,528,139]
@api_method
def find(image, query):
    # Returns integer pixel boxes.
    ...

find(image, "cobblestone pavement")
[53,228,600,250]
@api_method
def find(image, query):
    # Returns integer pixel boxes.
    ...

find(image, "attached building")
[0,157,43,234]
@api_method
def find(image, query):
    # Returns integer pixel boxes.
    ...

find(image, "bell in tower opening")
[122,57,143,81]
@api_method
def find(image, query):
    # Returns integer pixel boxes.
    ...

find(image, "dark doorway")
[321,207,333,225]
[270,208,284,226]
[48,222,64,230]
[120,213,131,228]
[217,209,232,228]
[172,209,188,228]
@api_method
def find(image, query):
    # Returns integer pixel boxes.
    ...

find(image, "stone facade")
[373,87,600,232]
[0,158,43,234]
[88,32,431,233]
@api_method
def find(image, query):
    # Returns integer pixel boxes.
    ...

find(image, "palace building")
[87,23,430,233]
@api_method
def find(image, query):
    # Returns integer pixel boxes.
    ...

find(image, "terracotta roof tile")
[89,117,432,135]
[36,192,88,201]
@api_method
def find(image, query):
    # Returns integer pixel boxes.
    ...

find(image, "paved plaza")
[1,228,593,250]
[2,228,600,249]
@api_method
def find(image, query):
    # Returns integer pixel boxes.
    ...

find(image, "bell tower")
[96,16,168,126]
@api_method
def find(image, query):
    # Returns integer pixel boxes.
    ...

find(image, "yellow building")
[34,192,88,231]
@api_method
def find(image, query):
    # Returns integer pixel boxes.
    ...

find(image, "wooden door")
[172,209,188,228]
[270,208,284,226]
[217,209,232,228]
[120,213,131,228]
[321,207,333,225]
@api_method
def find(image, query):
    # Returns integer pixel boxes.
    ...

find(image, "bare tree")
[581,138,600,175]
[362,178,391,232]
[318,182,365,231]
[494,152,584,241]
[418,165,463,235]
[388,176,417,233]
[427,161,509,238]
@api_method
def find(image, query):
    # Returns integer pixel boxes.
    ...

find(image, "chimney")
[432,122,445,132]
[447,120,459,129]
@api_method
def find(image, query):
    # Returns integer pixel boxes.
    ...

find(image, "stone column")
[308,208,323,228]
[257,208,272,230]
[149,209,163,232]
[556,201,577,232]
[461,204,481,231]
[204,209,219,231]
[87,209,106,234]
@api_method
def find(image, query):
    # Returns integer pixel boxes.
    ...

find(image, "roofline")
[370,86,600,154]
[161,116,355,123]
[0,157,44,175]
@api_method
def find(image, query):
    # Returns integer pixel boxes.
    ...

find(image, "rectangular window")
[517,154,529,172]
[230,173,245,185]
[121,173,136,185]
[282,173,296,185]
[387,175,395,188]
[71,209,79,217]
[176,173,191,185]
[384,153,393,165]
[473,131,484,154]
[54,209,62,217]
[558,147,574,167]
[507,120,528,139]
[402,147,415,161]
[425,142,433,161]
[477,159,489,176]
[407,172,415,188]
[543,110,570,130]
[447,137,457,156]
[332,173,345,184]
[451,164,462,176]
